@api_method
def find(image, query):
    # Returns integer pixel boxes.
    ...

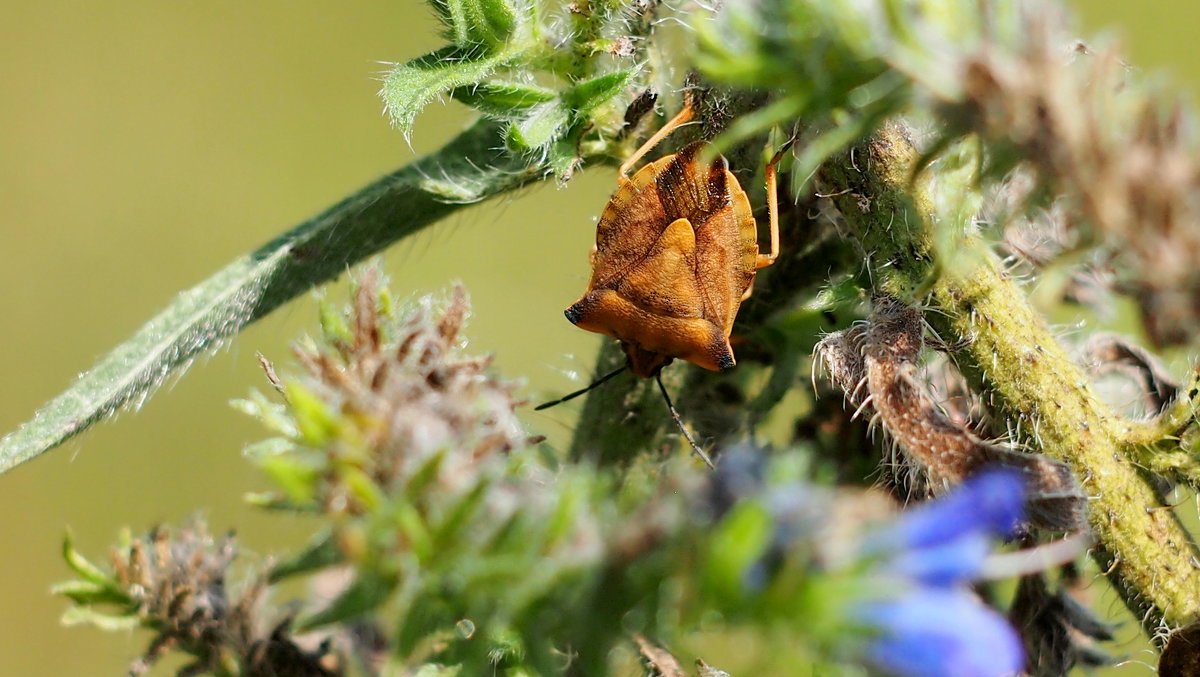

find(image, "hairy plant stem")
[820,121,1200,638]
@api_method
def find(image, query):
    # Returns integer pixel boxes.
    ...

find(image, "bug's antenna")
[655,374,715,469]
[534,365,629,410]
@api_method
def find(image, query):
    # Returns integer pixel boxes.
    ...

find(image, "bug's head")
[621,342,675,378]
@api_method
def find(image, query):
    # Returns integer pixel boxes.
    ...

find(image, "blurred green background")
[0,2,1194,675]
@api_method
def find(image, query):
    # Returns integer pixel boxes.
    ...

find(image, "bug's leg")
[756,137,798,269]
[534,365,628,410]
[655,373,715,469]
[619,102,696,182]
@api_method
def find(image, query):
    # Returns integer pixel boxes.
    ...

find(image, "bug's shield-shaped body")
[566,141,759,377]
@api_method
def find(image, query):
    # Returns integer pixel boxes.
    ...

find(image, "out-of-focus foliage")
[58,270,1056,676]
[37,0,1200,674]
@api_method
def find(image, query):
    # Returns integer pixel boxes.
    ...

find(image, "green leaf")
[563,70,634,116]
[429,0,517,51]
[431,479,490,551]
[60,607,141,631]
[405,449,448,501]
[231,391,299,438]
[257,453,321,504]
[268,529,345,583]
[383,45,524,136]
[318,296,354,347]
[396,502,436,562]
[295,569,398,631]
[343,466,385,512]
[50,580,131,606]
[506,71,634,154]
[511,101,571,150]
[240,436,296,461]
[286,383,339,447]
[543,473,585,549]
[243,492,317,512]
[548,131,583,182]
[61,531,110,585]
[702,502,772,605]
[451,81,557,117]
[0,120,544,476]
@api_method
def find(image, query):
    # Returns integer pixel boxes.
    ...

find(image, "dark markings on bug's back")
[654,142,730,225]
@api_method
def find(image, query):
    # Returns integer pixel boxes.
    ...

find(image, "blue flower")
[855,589,1024,677]
[850,469,1029,677]
[886,530,991,587]
[865,469,1026,587]
[874,470,1026,551]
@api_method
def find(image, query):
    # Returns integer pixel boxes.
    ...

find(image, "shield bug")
[539,101,791,464]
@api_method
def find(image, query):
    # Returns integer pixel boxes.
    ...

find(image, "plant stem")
[821,121,1200,636]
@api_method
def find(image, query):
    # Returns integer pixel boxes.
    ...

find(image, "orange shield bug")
[539,101,791,465]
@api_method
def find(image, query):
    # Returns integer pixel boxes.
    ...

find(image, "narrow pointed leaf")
[268,528,345,583]
[295,569,398,631]
[50,580,131,606]
[404,449,448,501]
[0,120,543,476]
[451,81,557,117]
[60,607,141,631]
[549,131,583,182]
[511,100,571,150]
[429,0,517,50]
[61,530,111,585]
[383,45,525,135]
[563,69,635,115]
[431,479,490,550]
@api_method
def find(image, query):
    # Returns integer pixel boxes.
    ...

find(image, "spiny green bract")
[382,0,642,179]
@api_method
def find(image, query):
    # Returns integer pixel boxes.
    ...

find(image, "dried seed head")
[108,521,336,676]
[814,324,867,402]
[816,297,1087,531]
[991,173,1118,319]
[293,271,528,504]
[954,8,1200,345]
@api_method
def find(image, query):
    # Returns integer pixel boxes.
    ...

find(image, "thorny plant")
[32,0,1200,674]
[57,523,336,677]
[61,272,1074,677]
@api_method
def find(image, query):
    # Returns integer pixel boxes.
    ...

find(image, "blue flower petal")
[875,470,1026,552]
[887,531,990,587]
[856,589,1024,677]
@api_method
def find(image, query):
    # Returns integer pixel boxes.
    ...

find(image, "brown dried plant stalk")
[816,296,1085,530]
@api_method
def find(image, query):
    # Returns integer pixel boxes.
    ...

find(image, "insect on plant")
[537,99,793,467]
